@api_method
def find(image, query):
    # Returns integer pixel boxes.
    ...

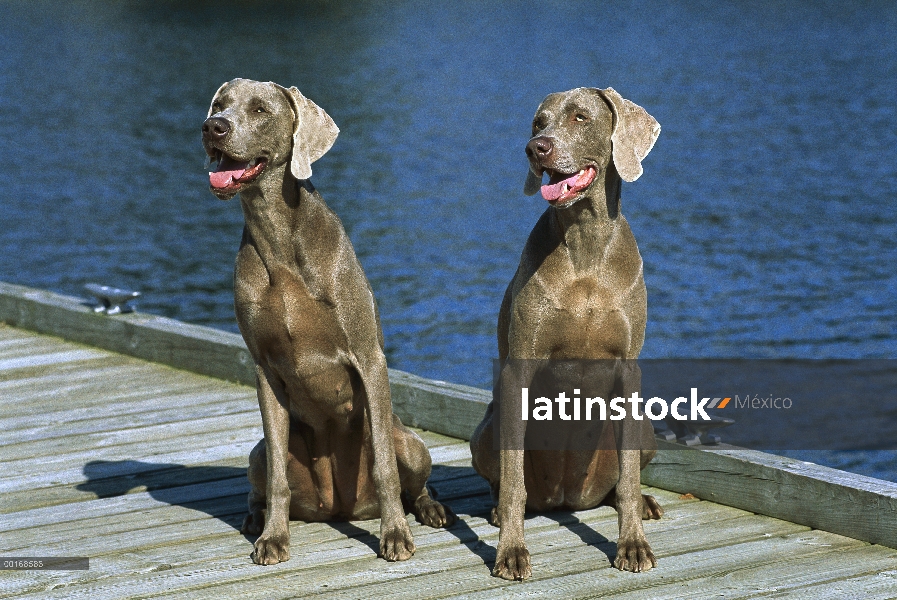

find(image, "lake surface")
[1,1,895,479]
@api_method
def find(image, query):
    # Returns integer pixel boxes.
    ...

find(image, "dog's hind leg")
[599,487,664,520]
[393,415,456,528]
[241,439,268,535]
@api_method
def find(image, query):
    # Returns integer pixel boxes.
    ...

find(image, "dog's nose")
[526,136,553,160]
[202,117,230,141]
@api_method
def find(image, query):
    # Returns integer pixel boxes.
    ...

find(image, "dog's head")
[523,87,659,208]
[201,78,339,200]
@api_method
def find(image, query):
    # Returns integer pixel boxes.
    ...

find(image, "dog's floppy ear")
[207,81,229,118]
[596,88,660,182]
[523,169,542,196]
[278,85,339,181]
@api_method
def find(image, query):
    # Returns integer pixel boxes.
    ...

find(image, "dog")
[470,87,662,580]
[201,78,453,565]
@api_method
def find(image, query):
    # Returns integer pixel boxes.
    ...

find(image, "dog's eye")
[212,102,222,112]
[254,106,267,113]
[574,114,588,122]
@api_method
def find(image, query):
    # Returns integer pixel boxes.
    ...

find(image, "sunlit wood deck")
[2,282,897,598]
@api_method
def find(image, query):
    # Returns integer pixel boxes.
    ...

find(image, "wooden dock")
[2,281,897,598]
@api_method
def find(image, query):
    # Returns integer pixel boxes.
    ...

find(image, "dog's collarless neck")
[550,193,624,275]
[551,193,616,231]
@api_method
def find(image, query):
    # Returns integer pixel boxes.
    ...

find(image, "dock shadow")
[77,459,247,531]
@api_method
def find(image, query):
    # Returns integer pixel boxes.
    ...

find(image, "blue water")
[1,1,895,479]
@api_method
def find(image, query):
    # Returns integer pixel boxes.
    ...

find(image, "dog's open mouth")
[209,151,268,192]
[541,166,597,205]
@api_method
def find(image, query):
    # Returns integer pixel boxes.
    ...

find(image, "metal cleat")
[652,421,677,442]
[664,414,735,446]
[84,283,141,315]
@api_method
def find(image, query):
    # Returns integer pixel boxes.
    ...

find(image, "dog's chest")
[509,215,647,359]
[552,277,632,358]
[515,261,642,360]
[235,259,358,417]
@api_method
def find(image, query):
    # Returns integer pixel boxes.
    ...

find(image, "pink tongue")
[541,171,583,202]
[209,160,249,189]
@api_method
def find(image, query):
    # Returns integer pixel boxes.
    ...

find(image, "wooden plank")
[606,542,897,599]
[5,479,486,561]
[0,281,256,385]
[0,390,254,441]
[0,368,250,418]
[1,492,709,599]
[7,501,248,560]
[0,327,31,341]
[414,429,471,449]
[0,435,261,495]
[0,337,96,360]
[124,508,803,600]
[0,348,107,372]
[0,457,249,514]
[752,570,897,599]
[0,437,468,520]
[427,443,473,465]
[0,411,259,460]
[0,327,88,352]
[0,450,485,548]
[0,425,461,496]
[389,369,490,441]
[0,360,244,413]
[401,530,864,600]
[643,441,897,550]
[0,434,464,515]
[0,476,251,533]
[1,493,247,554]
[0,434,664,591]
[0,493,489,599]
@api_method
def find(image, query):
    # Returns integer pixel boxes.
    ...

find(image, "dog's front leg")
[359,355,415,561]
[613,360,656,572]
[251,365,293,565]
[493,360,533,581]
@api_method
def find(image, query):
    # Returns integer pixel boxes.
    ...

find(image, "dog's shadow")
[427,466,616,570]
[541,511,616,567]
[426,465,497,567]
[73,460,493,562]
[76,461,612,567]
[77,459,250,531]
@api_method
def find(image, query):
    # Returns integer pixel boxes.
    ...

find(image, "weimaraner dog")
[470,87,662,580]
[201,78,453,565]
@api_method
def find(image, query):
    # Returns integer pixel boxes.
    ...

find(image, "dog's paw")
[614,536,656,572]
[251,532,290,565]
[642,494,663,520]
[240,509,266,536]
[379,521,415,561]
[414,496,456,528]
[493,542,531,580]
